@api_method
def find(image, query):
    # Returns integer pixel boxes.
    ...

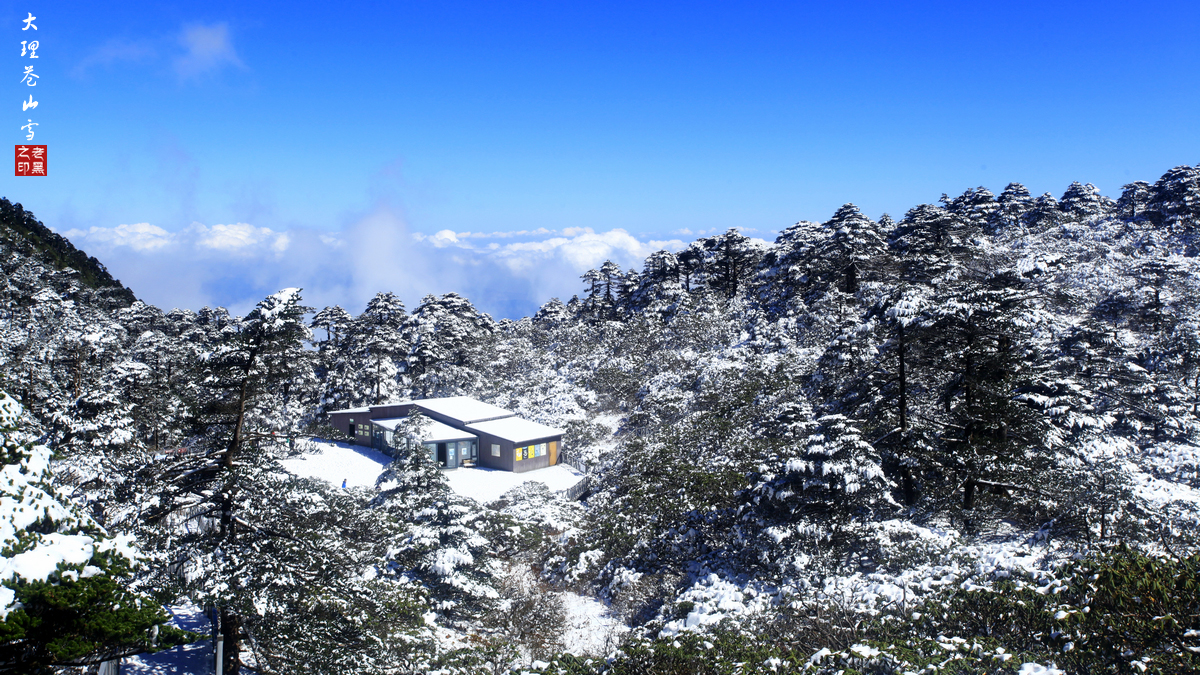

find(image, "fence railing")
[561,456,593,475]
[155,445,209,460]
[559,476,592,501]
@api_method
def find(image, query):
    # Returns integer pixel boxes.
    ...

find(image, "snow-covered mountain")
[3,166,1200,674]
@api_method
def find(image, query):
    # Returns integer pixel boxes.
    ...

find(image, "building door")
[437,443,447,467]
[549,441,558,465]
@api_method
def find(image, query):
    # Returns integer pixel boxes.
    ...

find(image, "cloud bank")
[62,211,689,319]
[175,23,244,79]
[72,21,244,81]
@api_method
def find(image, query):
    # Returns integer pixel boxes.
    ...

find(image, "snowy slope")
[282,438,586,503]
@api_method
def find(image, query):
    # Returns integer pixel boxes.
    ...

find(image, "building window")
[491,443,500,457]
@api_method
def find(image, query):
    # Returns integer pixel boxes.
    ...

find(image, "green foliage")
[865,546,1200,674]
[249,575,434,675]
[529,629,807,675]
[0,555,193,670]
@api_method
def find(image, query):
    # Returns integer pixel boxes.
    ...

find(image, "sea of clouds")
[61,207,697,319]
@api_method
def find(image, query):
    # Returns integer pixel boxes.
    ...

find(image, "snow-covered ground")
[560,590,628,656]
[123,602,212,674]
[444,464,585,503]
[282,439,586,503]
[280,439,392,488]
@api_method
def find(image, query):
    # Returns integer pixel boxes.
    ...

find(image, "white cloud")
[195,222,283,253]
[429,230,460,248]
[457,228,555,239]
[57,214,693,319]
[68,221,290,261]
[64,222,171,252]
[72,39,157,77]
[175,23,244,79]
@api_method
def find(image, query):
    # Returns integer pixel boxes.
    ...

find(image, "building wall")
[472,431,514,471]
[372,403,416,419]
[330,403,562,475]
[328,410,352,437]
[511,435,562,474]
[330,404,416,446]
[329,410,370,445]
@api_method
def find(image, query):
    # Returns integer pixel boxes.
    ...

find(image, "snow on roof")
[327,406,371,414]
[465,417,565,443]
[371,417,476,443]
[413,396,514,425]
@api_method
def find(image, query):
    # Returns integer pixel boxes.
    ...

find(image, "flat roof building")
[328,396,564,473]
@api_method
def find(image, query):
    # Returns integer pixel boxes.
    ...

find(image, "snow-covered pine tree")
[1025,192,1065,233]
[372,413,508,625]
[120,327,192,452]
[1146,164,1200,241]
[756,219,824,336]
[738,412,894,575]
[310,304,357,414]
[941,186,998,231]
[629,250,685,321]
[402,293,496,398]
[925,268,1063,518]
[810,204,887,296]
[353,292,409,405]
[1117,181,1153,223]
[1059,181,1116,224]
[694,229,763,300]
[859,285,937,506]
[888,203,974,282]
[989,182,1034,236]
[139,288,312,673]
[531,297,571,327]
[0,391,187,672]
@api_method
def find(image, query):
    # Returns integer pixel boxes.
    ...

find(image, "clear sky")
[1,1,1198,318]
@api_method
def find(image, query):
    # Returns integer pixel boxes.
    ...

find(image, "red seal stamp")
[14,145,46,176]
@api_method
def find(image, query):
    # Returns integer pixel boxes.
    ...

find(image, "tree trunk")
[898,323,908,433]
[220,607,243,675]
[964,331,975,411]
[897,322,916,506]
[963,477,977,510]
[901,466,916,507]
[219,362,253,673]
[844,263,858,294]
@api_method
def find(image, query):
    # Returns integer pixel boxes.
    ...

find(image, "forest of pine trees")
[2,165,1200,673]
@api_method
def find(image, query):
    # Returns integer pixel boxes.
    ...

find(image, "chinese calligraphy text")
[14,144,46,175]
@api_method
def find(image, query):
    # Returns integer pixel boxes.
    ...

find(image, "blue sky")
[2,1,1198,318]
